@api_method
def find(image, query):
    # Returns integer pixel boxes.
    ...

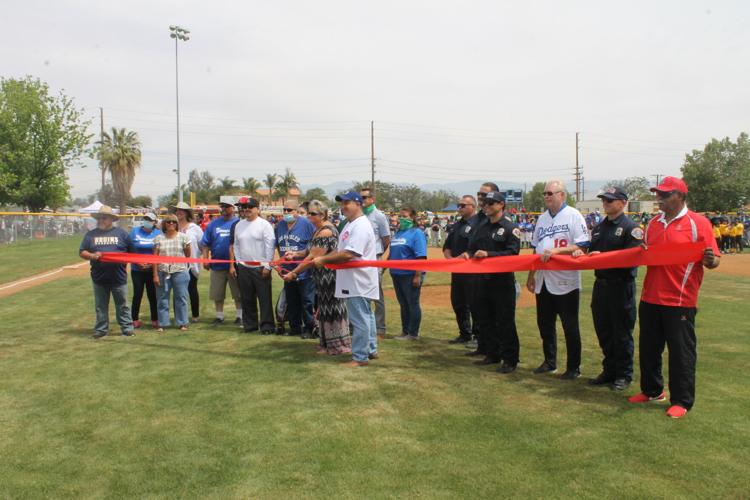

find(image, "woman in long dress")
[282,200,351,355]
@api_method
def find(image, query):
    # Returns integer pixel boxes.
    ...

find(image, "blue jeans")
[156,270,190,327]
[92,282,133,335]
[284,278,315,333]
[391,273,423,336]
[345,296,377,362]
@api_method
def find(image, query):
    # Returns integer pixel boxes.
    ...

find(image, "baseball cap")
[650,176,688,194]
[335,191,363,204]
[235,196,259,208]
[597,186,628,201]
[483,191,506,204]
[218,200,234,207]
[143,212,158,221]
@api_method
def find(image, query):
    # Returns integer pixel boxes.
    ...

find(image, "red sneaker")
[132,320,142,329]
[628,392,666,403]
[666,405,688,419]
[151,321,159,329]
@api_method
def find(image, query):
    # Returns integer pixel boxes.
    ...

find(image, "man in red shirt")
[628,177,720,419]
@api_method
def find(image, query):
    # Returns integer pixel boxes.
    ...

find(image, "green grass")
[0,269,749,498]
[0,237,82,284]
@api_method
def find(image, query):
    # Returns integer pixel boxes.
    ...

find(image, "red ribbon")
[99,241,707,274]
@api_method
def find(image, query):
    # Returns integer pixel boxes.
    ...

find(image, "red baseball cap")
[650,176,688,194]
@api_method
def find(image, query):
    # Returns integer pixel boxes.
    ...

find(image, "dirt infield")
[0,262,88,299]
[712,252,750,278]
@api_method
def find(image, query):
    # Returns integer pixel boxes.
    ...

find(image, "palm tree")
[216,176,238,196]
[242,177,261,198]
[264,173,278,204]
[98,127,142,216]
[277,167,299,204]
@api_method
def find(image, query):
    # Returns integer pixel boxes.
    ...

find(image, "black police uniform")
[468,212,521,366]
[589,212,643,386]
[443,213,480,341]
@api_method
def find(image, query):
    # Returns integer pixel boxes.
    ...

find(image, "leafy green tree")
[96,183,119,207]
[242,177,261,198]
[264,173,278,201]
[0,76,91,211]
[601,176,654,200]
[523,182,545,212]
[130,195,153,207]
[216,176,237,194]
[302,187,331,205]
[275,168,299,203]
[422,189,458,212]
[681,133,750,211]
[96,127,141,214]
[187,169,216,203]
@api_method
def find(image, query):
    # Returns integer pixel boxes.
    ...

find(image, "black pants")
[236,266,275,331]
[284,278,315,334]
[131,269,157,322]
[187,271,200,318]
[535,283,581,371]
[638,301,697,410]
[450,273,478,338]
[473,275,519,364]
[591,279,636,381]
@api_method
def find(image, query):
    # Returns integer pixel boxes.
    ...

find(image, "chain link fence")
[0,213,137,245]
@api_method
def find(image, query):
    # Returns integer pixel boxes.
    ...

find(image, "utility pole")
[651,174,663,187]
[170,25,190,203]
[99,107,105,192]
[370,120,376,196]
[574,132,582,202]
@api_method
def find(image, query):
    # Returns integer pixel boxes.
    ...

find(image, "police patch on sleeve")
[497,228,505,236]
[631,227,644,240]
[512,228,521,239]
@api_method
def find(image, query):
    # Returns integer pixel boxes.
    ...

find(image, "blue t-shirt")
[79,227,133,285]
[388,227,428,276]
[129,225,163,255]
[201,217,239,270]
[276,216,315,280]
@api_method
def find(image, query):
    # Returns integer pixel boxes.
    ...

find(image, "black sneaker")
[234,317,242,325]
[121,331,135,337]
[497,361,517,374]
[561,369,581,380]
[301,330,314,339]
[533,362,557,374]
[260,329,274,336]
[449,335,472,344]
[610,378,631,391]
[588,373,614,386]
[464,339,478,350]
[211,318,225,326]
[92,332,108,339]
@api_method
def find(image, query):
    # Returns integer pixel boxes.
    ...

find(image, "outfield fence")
[0,213,137,244]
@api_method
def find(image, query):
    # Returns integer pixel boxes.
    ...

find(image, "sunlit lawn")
[0,245,749,497]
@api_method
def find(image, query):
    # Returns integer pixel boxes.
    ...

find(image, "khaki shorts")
[209,269,241,303]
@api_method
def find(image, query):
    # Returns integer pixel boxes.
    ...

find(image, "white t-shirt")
[335,215,379,300]
[181,222,204,277]
[232,217,276,269]
[531,205,590,295]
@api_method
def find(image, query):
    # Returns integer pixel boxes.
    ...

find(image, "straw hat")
[92,205,119,220]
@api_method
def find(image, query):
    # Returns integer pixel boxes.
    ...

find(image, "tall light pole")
[169,25,190,202]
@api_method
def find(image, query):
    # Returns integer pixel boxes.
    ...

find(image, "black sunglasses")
[484,200,501,206]
[476,192,487,198]
[655,190,677,199]
[307,211,320,217]
[457,203,474,208]
[165,220,178,224]
[543,191,561,197]
[283,208,295,213]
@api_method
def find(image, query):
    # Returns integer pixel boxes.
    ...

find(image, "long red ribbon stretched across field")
[99,241,707,274]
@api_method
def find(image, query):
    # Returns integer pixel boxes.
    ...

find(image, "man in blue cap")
[313,191,379,367]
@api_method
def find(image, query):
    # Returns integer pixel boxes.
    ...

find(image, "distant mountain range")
[304,179,610,201]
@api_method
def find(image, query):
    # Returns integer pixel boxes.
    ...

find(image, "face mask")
[363,204,375,215]
[283,214,295,224]
[399,217,414,230]
[141,221,155,229]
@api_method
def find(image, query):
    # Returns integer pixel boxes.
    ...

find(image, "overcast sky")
[2,0,748,201]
